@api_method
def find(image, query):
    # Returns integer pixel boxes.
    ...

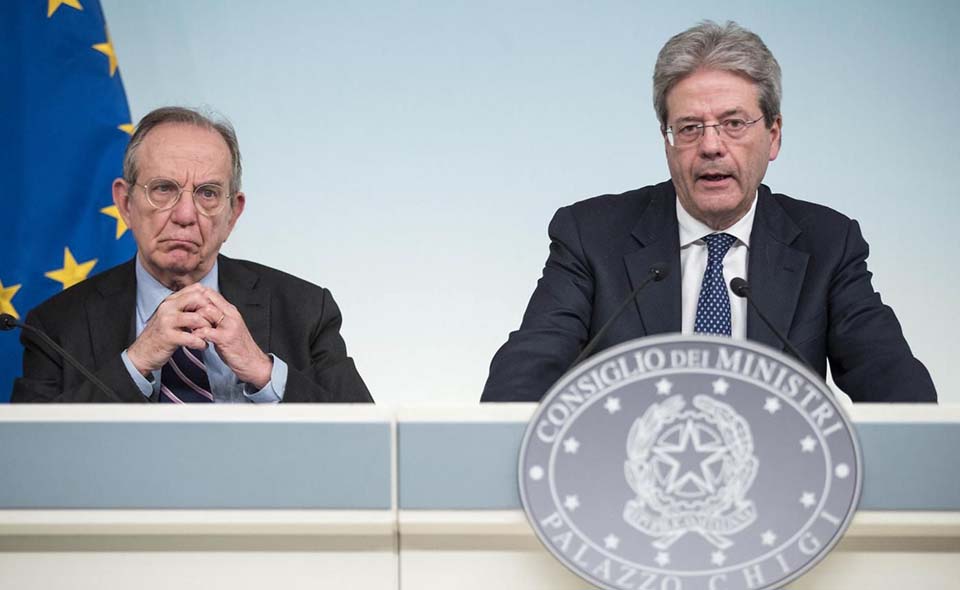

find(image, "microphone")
[729,278,816,374]
[570,263,670,368]
[0,313,17,331]
[1,313,120,401]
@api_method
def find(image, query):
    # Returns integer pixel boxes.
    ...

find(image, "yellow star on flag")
[48,0,83,18]
[100,204,128,239]
[118,123,134,135]
[45,248,97,291]
[92,31,119,77]
[0,280,22,320]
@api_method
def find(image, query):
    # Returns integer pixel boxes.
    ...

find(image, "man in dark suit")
[481,21,936,403]
[13,107,371,403]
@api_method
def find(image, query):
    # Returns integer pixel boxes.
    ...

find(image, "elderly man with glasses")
[482,21,936,404]
[13,107,372,404]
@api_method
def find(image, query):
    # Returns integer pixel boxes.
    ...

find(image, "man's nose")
[169,189,199,224]
[698,124,725,157]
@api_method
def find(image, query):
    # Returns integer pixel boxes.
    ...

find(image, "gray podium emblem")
[519,335,862,590]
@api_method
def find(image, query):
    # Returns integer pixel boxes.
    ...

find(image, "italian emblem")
[519,335,862,590]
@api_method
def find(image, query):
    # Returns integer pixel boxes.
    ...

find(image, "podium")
[1,404,957,589]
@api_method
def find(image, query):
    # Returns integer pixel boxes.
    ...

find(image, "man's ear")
[768,115,783,161]
[226,191,245,235]
[112,178,134,226]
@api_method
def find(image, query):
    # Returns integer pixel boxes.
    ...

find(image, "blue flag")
[0,1,135,402]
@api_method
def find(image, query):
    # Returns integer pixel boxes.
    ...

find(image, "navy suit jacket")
[481,181,936,403]
[12,255,373,403]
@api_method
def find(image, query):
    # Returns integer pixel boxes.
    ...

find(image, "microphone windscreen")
[650,263,670,281]
[0,314,19,331]
[730,277,749,297]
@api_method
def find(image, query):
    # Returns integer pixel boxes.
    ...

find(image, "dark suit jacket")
[481,181,936,403]
[12,255,373,403]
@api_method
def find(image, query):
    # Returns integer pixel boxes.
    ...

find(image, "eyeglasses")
[665,116,764,147]
[129,177,232,216]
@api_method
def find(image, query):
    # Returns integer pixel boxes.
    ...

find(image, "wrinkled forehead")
[137,123,232,181]
[665,69,762,122]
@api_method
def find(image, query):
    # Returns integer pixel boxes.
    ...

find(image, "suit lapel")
[623,186,682,336]
[747,186,809,350]
[86,260,137,367]
[218,255,270,352]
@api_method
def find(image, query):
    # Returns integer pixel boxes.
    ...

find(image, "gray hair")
[123,106,243,195]
[653,20,782,129]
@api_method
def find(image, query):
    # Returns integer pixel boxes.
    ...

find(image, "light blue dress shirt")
[120,258,288,403]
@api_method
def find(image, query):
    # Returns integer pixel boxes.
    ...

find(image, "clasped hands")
[126,283,272,389]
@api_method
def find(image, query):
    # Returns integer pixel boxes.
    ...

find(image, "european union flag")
[0,1,135,402]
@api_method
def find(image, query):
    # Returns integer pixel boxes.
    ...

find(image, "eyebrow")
[717,108,748,119]
[673,108,749,125]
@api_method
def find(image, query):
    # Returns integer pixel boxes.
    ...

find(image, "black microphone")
[729,278,817,374]
[570,263,670,368]
[0,314,17,331]
[1,313,120,401]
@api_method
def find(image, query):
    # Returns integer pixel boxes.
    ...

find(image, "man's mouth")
[698,173,733,183]
[161,238,200,251]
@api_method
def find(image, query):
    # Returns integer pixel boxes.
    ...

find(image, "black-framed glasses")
[665,116,764,147]
[129,177,232,216]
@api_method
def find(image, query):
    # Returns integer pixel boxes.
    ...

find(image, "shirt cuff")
[121,350,155,399]
[243,355,287,403]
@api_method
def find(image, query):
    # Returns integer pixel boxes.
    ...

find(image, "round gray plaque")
[519,335,862,590]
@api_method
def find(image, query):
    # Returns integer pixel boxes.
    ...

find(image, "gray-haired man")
[482,21,936,403]
[14,107,372,403]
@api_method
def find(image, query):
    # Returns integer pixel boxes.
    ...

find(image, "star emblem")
[562,437,580,454]
[0,280,22,319]
[654,552,670,566]
[652,419,726,497]
[800,492,817,508]
[47,0,82,18]
[761,530,777,546]
[800,435,817,453]
[528,466,544,481]
[118,123,135,136]
[100,205,129,239]
[835,463,850,479]
[563,495,580,511]
[45,247,97,290]
[710,550,727,566]
[764,397,781,414]
[604,396,621,414]
[655,378,673,395]
[92,29,119,77]
[603,534,620,550]
[711,378,730,395]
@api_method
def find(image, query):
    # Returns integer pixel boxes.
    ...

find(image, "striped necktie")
[160,346,214,403]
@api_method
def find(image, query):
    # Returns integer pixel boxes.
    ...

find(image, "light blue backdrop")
[101,0,960,404]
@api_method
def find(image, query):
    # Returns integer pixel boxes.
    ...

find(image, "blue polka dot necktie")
[694,233,737,337]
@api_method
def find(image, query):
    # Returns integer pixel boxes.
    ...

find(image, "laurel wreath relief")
[623,394,759,550]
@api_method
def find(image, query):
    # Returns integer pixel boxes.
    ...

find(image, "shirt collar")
[676,191,759,248]
[135,257,220,325]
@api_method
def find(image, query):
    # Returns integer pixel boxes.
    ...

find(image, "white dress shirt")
[677,194,758,340]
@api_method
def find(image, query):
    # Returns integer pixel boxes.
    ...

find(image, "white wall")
[102,0,960,404]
